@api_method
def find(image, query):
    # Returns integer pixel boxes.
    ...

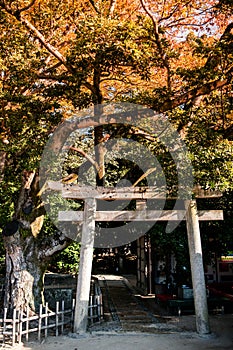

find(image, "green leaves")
[67,16,159,86]
[183,104,233,191]
[50,241,80,274]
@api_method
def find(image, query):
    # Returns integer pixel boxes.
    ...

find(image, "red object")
[207,283,233,301]
[156,294,176,303]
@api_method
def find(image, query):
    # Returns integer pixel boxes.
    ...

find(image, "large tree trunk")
[2,170,70,314]
[3,233,47,313]
[2,171,45,313]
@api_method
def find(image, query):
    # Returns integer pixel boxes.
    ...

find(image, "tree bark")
[3,233,46,314]
[94,103,106,186]
[0,151,6,182]
[2,171,44,313]
[2,171,71,313]
[3,224,71,314]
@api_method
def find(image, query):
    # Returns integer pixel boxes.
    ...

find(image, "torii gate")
[48,181,223,335]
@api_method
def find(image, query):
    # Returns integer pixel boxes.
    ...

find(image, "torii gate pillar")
[73,198,96,334]
[185,199,210,334]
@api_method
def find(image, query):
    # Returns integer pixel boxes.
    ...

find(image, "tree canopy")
[0,0,232,196]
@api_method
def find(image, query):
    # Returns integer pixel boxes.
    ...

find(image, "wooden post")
[61,300,65,334]
[38,303,43,341]
[185,199,210,335]
[45,302,48,338]
[73,198,96,333]
[3,307,7,344]
[136,200,148,293]
[26,305,29,342]
[12,309,16,347]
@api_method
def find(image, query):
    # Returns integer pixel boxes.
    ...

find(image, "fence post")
[12,309,17,347]
[26,306,29,342]
[18,309,23,344]
[3,308,7,344]
[89,295,93,325]
[38,304,43,342]
[61,300,65,334]
[71,299,75,326]
[56,301,59,337]
[97,295,100,321]
[100,294,103,319]
[45,303,48,338]
[94,295,98,321]
[1,299,83,345]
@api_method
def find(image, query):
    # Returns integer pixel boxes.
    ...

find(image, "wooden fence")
[0,284,103,346]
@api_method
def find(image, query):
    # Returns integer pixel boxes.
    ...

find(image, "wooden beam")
[197,210,223,220]
[48,182,167,199]
[47,181,222,199]
[47,182,223,199]
[58,210,223,222]
[193,185,222,198]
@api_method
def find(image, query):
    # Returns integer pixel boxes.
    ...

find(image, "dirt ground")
[8,275,233,350]
[13,313,233,350]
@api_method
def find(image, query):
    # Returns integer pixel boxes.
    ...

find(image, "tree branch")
[108,0,117,17]
[63,146,99,172]
[159,2,180,23]
[39,62,63,74]
[160,19,233,113]
[160,69,233,112]
[88,0,100,14]
[37,74,69,81]
[39,231,74,259]
[0,5,96,95]
[14,171,36,218]
[21,16,72,71]
[140,0,172,95]
[0,3,71,71]
[133,168,157,187]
